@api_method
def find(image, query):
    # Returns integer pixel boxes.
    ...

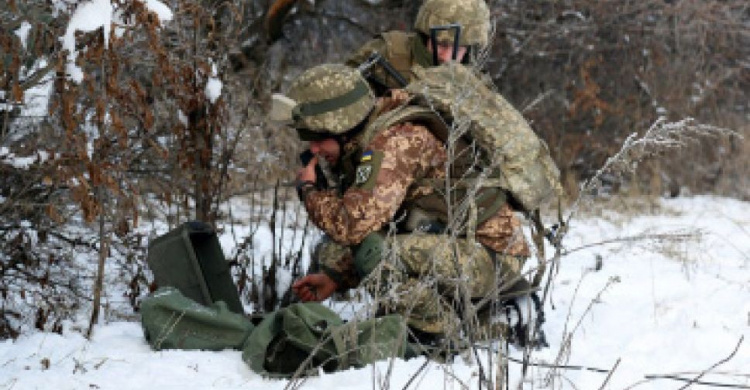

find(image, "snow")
[3,2,749,387]
[0,148,53,169]
[142,0,173,22]
[1,195,748,389]
[205,77,223,104]
[178,110,188,126]
[61,0,172,83]
[14,22,32,50]
[62,0,113,82]
[205,62,223,104]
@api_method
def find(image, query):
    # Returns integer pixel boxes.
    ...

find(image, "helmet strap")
[293,80,370,119]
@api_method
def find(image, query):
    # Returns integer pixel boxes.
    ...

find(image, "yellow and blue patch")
[354,150,384,190]
[360,150,373,162]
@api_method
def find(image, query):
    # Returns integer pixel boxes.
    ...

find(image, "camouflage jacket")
[303,98,531,289]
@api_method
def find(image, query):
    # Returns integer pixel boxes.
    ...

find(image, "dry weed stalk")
[566,117,740,225]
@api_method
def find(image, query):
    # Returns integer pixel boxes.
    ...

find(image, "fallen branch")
[402,359,431,390]
[643,374,750,389]
[673,335,744,390]
[561,231,701,257]
[472,336,748,389]
[597,358,621,390]
[498,356,750,389]
[504,355,611,373]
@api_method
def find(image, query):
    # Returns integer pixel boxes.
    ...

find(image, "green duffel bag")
[141,287,254,351]
[242,302,411,377]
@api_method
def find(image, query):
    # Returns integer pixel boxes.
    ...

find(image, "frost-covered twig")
[561,231,701,257]
[545,275,620,387]
[479,353,750,389]
[643,375,750,389]
[565,117,740,226]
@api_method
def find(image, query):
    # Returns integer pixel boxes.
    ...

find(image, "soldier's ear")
[268,94,297,124]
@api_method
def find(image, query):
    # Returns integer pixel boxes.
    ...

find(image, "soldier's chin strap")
[429,24,462,65]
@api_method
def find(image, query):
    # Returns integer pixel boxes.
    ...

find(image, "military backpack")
[406,63,563,215]
[355,63,563,232]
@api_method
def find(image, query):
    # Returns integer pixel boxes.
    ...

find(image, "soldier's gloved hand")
[502,293,549,350]
[292,273,338,302]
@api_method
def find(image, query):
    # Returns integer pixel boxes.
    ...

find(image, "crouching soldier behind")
[271,63,547,351]
[347,0,492,95]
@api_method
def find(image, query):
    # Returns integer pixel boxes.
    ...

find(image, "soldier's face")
[309,138,341,166]
[427,38,468,64]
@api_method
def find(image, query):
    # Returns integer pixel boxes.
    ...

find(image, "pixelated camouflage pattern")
[476,203,531,256]
[286,64,376,134]
[406,63,564,213]
[373,276,458,335]
[302,89,536,334]
[314,233,517,335]
[305,108,530,256]
[414,0,491,47]
[351,99,530,256]
[305,121,446,246]
[392,233,496,296]
[313,239,360,291]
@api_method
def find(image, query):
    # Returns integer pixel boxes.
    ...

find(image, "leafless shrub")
[489,0,748,199]
[566,117,740,223]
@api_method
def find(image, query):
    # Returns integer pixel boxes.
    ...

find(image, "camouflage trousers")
[316,233,525,338]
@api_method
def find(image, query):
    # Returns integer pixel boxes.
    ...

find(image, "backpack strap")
[356,104,449,150]
[380,31,415,82]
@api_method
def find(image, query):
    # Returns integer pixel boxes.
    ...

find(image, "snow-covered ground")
[1,195,748,389]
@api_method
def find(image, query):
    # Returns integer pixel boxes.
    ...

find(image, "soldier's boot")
[493,270,549,349]
[502,292,549,349]
[475,284,549,349]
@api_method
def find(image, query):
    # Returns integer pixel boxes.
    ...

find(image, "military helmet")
[285,64,375,140]
[414,0,491,48]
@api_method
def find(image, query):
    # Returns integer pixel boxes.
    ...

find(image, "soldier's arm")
[303,124,445,246]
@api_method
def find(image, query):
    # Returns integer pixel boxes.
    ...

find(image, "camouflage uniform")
[346,0,491,95]
[275,64,532,337]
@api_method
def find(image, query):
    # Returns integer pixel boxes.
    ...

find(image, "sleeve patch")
[353,150,383,190]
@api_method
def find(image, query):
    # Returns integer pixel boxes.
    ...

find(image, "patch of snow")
[143,0,173,22]
[61,0,172,83]
[14,22,33,50]
[177,110,188,126]
[0,196,748,389]
[62,0,113,82]
[205,77,223,104]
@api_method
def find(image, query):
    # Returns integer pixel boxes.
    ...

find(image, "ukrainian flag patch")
[353,150,383,190]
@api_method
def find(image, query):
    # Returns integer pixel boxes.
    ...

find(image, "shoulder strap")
[357,105,448,149]
[380,31,416,81]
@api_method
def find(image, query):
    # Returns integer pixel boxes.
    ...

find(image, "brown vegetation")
[0,0,746,340]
